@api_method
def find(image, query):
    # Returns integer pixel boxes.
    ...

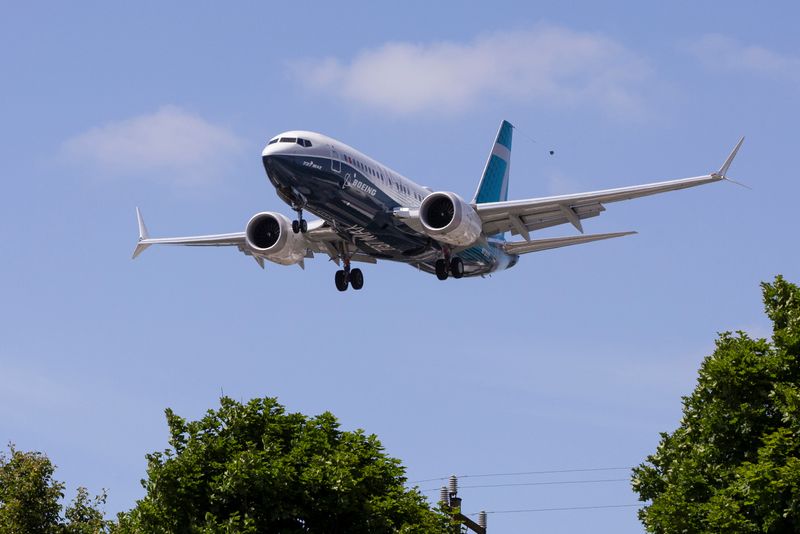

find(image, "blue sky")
[2,2,799,531]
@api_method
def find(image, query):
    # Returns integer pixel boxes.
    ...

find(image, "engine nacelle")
[419,192,482,247]
[245,212,307,266]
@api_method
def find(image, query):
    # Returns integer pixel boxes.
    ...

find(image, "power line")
[410,466,633,484]
[421,477,629,492]
[467,503,640,515]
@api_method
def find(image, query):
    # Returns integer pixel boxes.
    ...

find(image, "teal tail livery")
[473,120,513,204]
[132,119,744,292]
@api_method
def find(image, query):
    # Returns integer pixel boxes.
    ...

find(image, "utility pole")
[439,475,486,534]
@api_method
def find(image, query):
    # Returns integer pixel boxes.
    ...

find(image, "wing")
[478,138,744,240]
[132,208,376,268]
[131,208,245,259]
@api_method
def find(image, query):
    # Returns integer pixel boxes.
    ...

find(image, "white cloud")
[688,34,800,82]
[290,25,652,117]
[62,105,244,186]
[546,171,583,195]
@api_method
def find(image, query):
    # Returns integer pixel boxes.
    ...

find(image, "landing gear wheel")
[450,257,464,279]
[435,259,449,281]
[334,270,349,291]
[292,220,300,234]
[300,219,308,233]
[350,268,364,290]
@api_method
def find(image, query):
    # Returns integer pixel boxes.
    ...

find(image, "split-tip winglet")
[717,137,745,178]
[132,207,152,259]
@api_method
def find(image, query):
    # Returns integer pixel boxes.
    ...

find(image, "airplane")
[133,121,744,291]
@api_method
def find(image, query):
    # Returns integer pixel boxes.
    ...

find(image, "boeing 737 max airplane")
[133,121,744,291]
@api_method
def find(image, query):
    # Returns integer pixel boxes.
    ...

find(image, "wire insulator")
[439,486,449,507]
[449,475,458,496]
[478,511,487,528]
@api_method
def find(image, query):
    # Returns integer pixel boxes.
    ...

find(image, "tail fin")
[472,120,513,204]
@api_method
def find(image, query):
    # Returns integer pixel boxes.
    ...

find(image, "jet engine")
[245,212,307,265]
[419,192,483,247]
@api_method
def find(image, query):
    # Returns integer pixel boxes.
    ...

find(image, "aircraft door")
[330,146,341,173]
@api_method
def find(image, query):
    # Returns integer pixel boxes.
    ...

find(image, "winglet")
[717,137,745,178]
[136,207,149,240]
[132,207,152,259]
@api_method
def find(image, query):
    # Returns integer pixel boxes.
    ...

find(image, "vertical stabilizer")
[472,120,513,204]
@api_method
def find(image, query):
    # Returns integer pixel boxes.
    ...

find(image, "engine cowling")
[419,192,482,247]
[245,212,307,265]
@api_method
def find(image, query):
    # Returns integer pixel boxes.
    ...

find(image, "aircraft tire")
[350,268,364,290]
[335,270,349,291]
[450,257,464,279]
[292,220,300,234]
[435,259,449,280]
[300,219,308,233]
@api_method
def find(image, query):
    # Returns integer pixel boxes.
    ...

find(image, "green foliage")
[116,397,449,533]
[633,276,800,533]
[0,444,110,534]
[0,445,63,533]
[64,487,112,534]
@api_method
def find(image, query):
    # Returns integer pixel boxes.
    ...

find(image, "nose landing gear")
[292,208,308,234]
[289,191,309,234]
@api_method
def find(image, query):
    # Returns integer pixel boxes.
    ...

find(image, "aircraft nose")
[262,142,278,157]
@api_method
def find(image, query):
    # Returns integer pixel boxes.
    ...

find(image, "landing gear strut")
[334,257,364,292]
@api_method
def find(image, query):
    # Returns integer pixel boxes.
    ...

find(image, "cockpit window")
[296,138,312,147]
[268,138,278,145]
[279,137,297,143]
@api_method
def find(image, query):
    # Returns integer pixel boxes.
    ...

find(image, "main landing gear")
[334,259,364,292]
[435,256,464,281]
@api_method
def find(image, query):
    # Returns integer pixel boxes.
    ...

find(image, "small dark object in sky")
[549,150,555,155]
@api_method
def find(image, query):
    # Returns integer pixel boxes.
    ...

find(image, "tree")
[632,276,800,532]
[64,487,111,534]
[0,444,110,534]
[116,397,450,533]
[0,445,63,533]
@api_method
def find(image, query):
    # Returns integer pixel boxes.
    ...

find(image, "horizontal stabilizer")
[503,231,636,255]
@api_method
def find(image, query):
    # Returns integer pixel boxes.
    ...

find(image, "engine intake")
[245,212,307,265]
[419,192,482,247]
